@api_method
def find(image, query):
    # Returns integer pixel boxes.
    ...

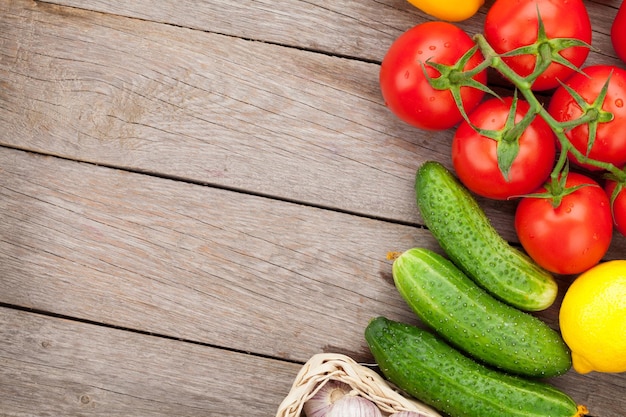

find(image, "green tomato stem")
[472,34,626,184]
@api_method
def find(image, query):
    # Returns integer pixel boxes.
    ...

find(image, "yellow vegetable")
[407,0,484,22]
[559,260,626,374]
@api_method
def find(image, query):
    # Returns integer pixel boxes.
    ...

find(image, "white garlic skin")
[302,380,352,417]
[390,412,428,417]
[326,395,383,417]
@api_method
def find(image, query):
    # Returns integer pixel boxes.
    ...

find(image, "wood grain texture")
[36,0,625,67]
[3,0,625,249]
[2,1,626,416]
[0,306,299,416]
[1,149,625,417]
[0,147,430,362]
[1,0,449,228]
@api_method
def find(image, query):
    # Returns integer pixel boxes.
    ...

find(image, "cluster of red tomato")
[380,0,626,275]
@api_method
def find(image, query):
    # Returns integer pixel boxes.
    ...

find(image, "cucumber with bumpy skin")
[415,161,557,311]
[365,317,589,417]
[393,247,571,377]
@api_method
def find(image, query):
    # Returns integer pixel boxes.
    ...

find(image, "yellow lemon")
[559,260,626,374]
[406,0,484,22]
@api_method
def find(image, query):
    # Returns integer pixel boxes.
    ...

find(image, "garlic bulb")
[302,380,384,417]
[303,380,352,417]
[326,395,383,417]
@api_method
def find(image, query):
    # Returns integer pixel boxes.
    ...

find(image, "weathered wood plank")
[0,1,620,245]
[4,307,622,417]
[37,0,412,63]
[3,0,626,251]
[1,0,450,228]
[1,2,625,416]
[36,0,624,67]
[1,148,625,417]
[0,306,299,416]
[0,147,430,362]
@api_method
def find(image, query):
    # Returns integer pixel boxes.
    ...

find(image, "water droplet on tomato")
[429,45,436,51]
[616,98,624,108]
[444,42,451,48]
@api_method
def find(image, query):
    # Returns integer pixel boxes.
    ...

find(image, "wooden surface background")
[1,0,625,416]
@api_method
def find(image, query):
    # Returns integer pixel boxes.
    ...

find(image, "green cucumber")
[365,317,588,417]
[393,247,571,377]
[415,161,557,311]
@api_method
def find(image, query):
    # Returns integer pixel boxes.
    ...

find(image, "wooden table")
[1,0,624,415]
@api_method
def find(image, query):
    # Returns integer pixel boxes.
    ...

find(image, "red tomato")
[380,21,487,130]
[484,0,591,91]
[612,2,626,64]
[452,97,556,200]
[548,65,626,171]
[605,179,626,237]
[515,173,613,275]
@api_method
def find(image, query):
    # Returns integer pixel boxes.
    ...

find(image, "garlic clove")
[303,380,352,417]
[326,395,383,417]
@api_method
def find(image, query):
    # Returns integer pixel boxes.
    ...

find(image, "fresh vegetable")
[326,396,382,417]
[387,15,622,273]
[415,161,557,311]
[484,0,592,91]
[451,96,555,200]
[406,0,484,22]
[392,248,571,377]
[559,260,626,374]
[302,379,430,417]
[365,317,589,417]
[515,172,613,275]
[303,380,354,417]
[379,21,487,130]
[548,65,626,171]
[612,2,626,64]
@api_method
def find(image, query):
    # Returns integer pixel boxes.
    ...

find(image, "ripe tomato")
[548,65,626,171]
[612,2,626,64]
[515,173,613,275]
[484,0,591,91]
[452,97,556,200]
[379,21,487,130]
[605,179,626,237]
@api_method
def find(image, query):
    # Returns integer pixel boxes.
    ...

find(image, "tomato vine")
[388,0,626,273]
[423,20,626,195]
